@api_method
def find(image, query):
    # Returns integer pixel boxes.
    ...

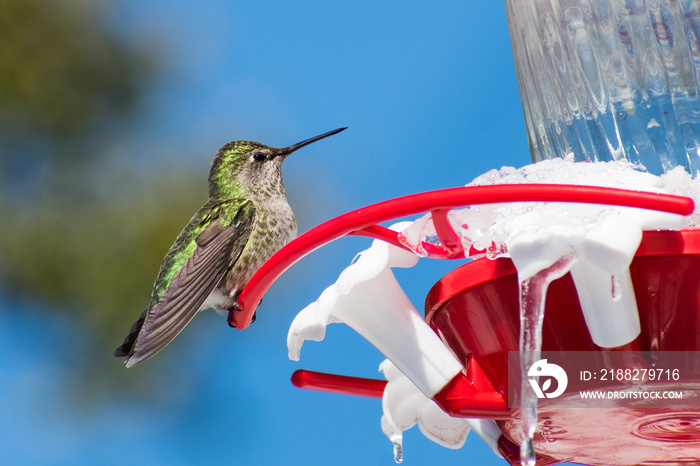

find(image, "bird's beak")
[276,127,347,158]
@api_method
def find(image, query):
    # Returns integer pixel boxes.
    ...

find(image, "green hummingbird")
[114,127,346,367]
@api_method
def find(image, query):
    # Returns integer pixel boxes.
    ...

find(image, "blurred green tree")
[0,0,146,191]
[0,0,206,392]
[0,0,138,135]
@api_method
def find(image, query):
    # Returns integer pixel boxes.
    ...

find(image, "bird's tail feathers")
[113,309,148,359]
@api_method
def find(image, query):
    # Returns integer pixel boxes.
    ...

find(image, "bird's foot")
[227,301,242,328]
[226,295,258,327]
[249,297,262,323]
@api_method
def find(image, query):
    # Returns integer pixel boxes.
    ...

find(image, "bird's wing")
[124,201,255,367]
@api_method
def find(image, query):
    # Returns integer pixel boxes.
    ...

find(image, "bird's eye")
[252,152,266,162]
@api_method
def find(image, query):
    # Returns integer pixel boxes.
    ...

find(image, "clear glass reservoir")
[506,0,700,176]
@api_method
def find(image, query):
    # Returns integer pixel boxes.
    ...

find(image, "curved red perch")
[229,184,694,329]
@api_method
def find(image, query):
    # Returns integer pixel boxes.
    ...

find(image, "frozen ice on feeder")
[399,157,695,349]
[401,157,693,261]
[379,359,503,458]
[662,166,700,227]
[379,359,469,451]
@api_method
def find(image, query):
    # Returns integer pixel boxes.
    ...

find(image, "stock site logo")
[528,359,568,399]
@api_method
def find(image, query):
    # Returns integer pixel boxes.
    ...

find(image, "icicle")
[391,434,403,463]
[520,438,536,466]
[519,252,577,466]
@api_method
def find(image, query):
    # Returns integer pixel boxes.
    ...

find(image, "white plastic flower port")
[228,158,700,466]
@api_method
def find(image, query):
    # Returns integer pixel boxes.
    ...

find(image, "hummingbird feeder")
[230,1,700,464]
[229,174,699,466]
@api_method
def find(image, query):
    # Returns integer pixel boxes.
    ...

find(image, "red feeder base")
[426,229,700,466]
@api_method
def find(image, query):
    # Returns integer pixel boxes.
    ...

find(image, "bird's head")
[208,127,346,199]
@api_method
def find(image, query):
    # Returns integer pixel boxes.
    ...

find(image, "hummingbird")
[114,127,347,367]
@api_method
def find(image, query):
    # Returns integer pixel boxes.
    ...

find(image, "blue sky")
[0,2,552,465]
